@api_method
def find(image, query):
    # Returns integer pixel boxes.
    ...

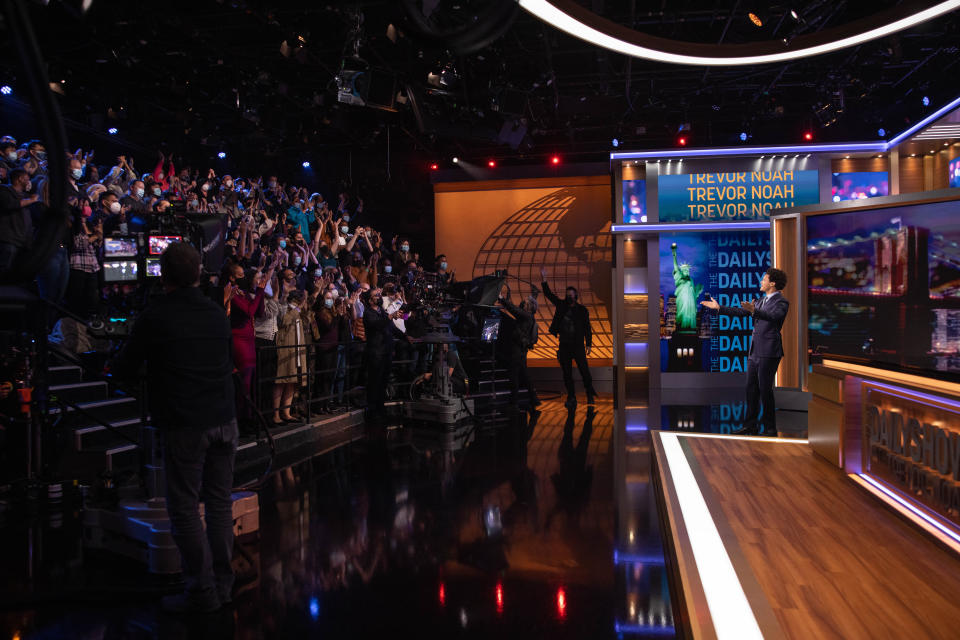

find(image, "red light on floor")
[678,137,687,146]
[551,155,560,165]
[556,587,567,619]
[430,163,439,170]
[804,132,813,141]
[488,159,496,168]
[496,582,504,613]
[439,583,446,607]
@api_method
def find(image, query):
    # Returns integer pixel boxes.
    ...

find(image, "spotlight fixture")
[488,159,497,168]
[217,151,227,159]
[878,128,886,137]
[922,96,931,106]
[430,163,439,170]
[302,161,311,169]
[0,85,11,95]
[740,132,748,142]
[790,9,800,20]
[107,127,118,135]
[804,132,813,141]
[748,12,763,27]
[551,155,561,165]
[612,137,619,147]
[452,157,459,164]
[677,136,687,146]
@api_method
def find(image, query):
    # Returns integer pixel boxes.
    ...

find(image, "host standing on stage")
[700,267,789,435]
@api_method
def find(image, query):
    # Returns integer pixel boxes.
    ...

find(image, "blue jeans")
[162,418,239,600]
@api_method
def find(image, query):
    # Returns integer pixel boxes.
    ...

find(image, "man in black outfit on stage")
[496,283,540,409]
[362,287,407,420]
[115,242,237,613]
[540,267,596,406]
[701,267,789,435]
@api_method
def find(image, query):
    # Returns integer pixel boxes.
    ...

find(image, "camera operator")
[363,287,409,421]
[496,284,540,409]
[114,242,237,613]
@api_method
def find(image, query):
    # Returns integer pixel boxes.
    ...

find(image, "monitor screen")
[807,198,960,380]
[950,155,960,189]
[145,257,162,277]
[830,172,889,202]
[102,260,139,283]
[481,317,501,342]
[148,235,182,255]
[104,236,138,258]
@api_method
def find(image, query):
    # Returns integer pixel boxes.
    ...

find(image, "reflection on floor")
[2,396,671,639]
[0,385,802,639]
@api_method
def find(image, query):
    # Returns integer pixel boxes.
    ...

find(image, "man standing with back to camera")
[540,267,596,406]
[700,267,789,435]
[115,242,237,613]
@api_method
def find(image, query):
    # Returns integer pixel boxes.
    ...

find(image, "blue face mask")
[189,199,199,208]
[384,265,392,274]
[440,262,448,271]
[293,255,302,266]
[135,188,145,198]
[401,244,409,253]
[71,168,83,180]
[278,240,287,249]
[324,298,334,308]
[343,215,350,222]
[153,187,162,196]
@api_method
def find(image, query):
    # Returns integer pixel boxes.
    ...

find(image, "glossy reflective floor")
[0,388,798,639]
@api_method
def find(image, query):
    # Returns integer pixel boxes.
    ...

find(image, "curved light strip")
[518,0,960,66]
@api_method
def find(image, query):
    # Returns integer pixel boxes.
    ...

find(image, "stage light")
[309,597,320,620]
[302,161,311,169]
[612,137,619,147]
[516,0,960,66]
[496,582,504,613]
[878,128,886,137]
[0,85,11,95]
[804,132,813,141]
[488,159,496,168]
[922,96,931,106]
[107,127,118,135]
[217,151,227,159]
[551,155,561,165]
[739,132,748,142]
[556,587,567,619]
[430,163,439,170]
[439,583,446,606]
[747,12,763,27]
[677,136,687,146]
[452,157,459,164]
[790,9,800,20]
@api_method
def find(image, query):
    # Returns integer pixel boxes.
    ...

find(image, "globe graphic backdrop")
[472,187,613,361]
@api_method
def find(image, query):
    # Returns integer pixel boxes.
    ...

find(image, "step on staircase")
[47,356,147,481]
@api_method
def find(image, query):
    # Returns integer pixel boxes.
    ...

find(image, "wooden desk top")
[653,432,960,639]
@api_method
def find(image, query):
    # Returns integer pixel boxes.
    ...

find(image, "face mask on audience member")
[324,297,334,309]
[440,261,448,271]
[82,204,93,218]
[384,265,392,274]
[314,268,322,278]
[6,151,16,163]
[278,240,287,249]
[341,225,349,234]
[71,168,83,180]
[401,244,409,253]
[109,201,122,214]
[225,179,233,188]
[36,150,47,161]
[293,255,302,266]
[189,199,199,208]
[202,183,210,192]
[119,222,128,234]
[152,186,162,196]
[135,187,145,198]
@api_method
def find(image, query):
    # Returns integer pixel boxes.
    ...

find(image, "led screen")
[831,172,889,202]
[950,155,960,188]
[807,199,960,379]
[659,230,770,373]
[622,179,646,223]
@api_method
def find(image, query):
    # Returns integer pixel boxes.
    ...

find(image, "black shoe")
[162,592,220,614]
[564,395,577,407]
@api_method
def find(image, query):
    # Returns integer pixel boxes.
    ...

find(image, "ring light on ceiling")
[517,0,960,66]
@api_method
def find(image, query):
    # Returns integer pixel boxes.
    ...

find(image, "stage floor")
[652,431,960,639]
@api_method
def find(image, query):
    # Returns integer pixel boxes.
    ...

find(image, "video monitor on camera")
[148,235,182,256]
[104,236,138,259]
[145,257,162,278]
[481,317,501,342]
[102,260,139,283]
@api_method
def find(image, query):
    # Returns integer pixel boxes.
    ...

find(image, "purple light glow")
[862,380,960,411]
[612,222,770,233]
[857,473,960,546]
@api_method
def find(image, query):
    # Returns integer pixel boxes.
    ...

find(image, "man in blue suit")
[701,268,789,434]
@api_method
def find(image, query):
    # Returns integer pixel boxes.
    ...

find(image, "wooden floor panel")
[686,437,960,640]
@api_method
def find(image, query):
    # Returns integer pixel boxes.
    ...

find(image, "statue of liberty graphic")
[672,242,702,333]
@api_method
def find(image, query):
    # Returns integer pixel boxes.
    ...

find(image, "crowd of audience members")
[0,136,463,427]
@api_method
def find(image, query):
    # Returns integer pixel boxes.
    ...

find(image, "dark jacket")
[718,292,789,358]
[0,185,33,248]
[498,297,535,351]
[114,287,235,429]
[363,304,405,357]
[542,281,592,349]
